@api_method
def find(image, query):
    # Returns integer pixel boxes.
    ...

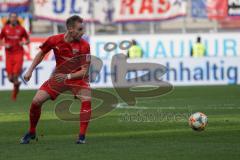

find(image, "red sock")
[80,101,91,136]
[29,103,41,134]
[12,83,20,101]
[12,84,17,101]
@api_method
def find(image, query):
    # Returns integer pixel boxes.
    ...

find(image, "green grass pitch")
[0,85,240,160]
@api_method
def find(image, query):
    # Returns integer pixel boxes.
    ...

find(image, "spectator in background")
[191,36,206,57]
[127,39,143,59]
[0,12,30,101]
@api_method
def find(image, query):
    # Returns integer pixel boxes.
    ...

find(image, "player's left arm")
[55,44,91,82]
[19,27,30,46]
[68,62,89,79]
[54,62,90,82]
[69,43,91,79]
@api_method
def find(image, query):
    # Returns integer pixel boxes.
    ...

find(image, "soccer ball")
[189,112,208,131]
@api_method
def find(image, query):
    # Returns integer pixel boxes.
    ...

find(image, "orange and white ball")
[189,112,208,131]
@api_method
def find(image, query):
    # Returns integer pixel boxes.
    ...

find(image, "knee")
[13,75,19,82]
[80,96,91,102]
[77,89,91,102]
[32,96,45,106]
[76,95,91,102]
[8,76,13,83]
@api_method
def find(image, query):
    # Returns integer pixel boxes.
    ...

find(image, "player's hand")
[54,73,67,83]
[5,44,11,49]
[19,42,25,46]
[81,64,89,70]
[24,71,32,82]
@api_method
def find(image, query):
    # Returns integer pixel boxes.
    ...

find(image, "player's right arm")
[0,27,11,48]
[24,50,46,81]
[24,36,54,82]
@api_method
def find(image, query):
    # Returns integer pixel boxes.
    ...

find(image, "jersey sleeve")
[39,36,54,53]
[0,27,5,40]
[22,27,29,39]
[77,42,91,67]
[84,43,91,64]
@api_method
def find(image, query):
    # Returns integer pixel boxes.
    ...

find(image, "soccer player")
[20,15,91,144]
[0,12,30,101]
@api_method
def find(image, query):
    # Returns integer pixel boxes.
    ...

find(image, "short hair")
[197,36,201,43]
[132,39,137,45]
[66,15,83,29]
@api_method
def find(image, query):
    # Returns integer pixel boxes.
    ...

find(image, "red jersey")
[40,34,91,80]
[0,24,29,53]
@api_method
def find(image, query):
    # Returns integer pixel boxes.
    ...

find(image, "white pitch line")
[115,103,240,110]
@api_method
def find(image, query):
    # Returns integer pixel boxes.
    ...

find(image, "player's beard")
[64,32,74,42]
[11,21,18,26]
[74,33,83,41]
[65,32,83,42]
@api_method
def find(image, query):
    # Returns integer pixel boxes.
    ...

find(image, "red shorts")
[39,79,90,100]
[5,53,24,75]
